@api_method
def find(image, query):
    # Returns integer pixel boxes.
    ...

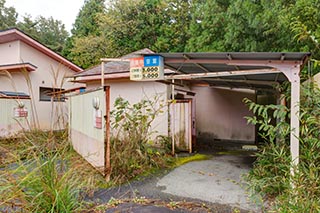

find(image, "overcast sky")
[5,0,85,32]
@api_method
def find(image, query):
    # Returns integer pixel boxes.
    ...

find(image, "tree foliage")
[71,0,105,37]
[63,0,106,68]
[66,0,320,69]
[18,16,69,54]
[0,0,17,29]
[0,0,68,55]
[2,0,320,70]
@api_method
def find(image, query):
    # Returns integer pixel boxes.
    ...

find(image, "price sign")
[130,55,164,81]
[130,57,144,80]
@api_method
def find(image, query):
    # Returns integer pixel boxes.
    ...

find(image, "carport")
[141,52,310,171]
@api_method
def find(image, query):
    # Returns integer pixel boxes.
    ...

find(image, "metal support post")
[101,61,105,87]
[281,66,300,176]
[171,79,175,155]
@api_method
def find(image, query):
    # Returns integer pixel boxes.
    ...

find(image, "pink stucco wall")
[192,86,255,143]
[0,41,20,64]
[0,40,83,130]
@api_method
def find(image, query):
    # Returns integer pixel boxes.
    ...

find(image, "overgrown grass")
[244,83,320,212]
[0,130,105,212]
[109,96,174,184]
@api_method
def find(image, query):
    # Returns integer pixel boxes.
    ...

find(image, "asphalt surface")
[89,151,262,213]
[157,154,260,212]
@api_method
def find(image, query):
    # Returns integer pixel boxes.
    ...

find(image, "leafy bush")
[244,83,320,211]
[109,96,172,183]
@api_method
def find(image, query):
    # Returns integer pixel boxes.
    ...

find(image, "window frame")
[39,87,65,102]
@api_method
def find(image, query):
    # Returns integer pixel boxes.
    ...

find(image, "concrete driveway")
[157,153,261,212]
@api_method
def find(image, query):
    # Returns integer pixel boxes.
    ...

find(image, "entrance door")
[170,99,192,153]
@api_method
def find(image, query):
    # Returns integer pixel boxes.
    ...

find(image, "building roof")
[74,48,154,77]
[0,91,30,99]
[0,63,37,72]
[0,28,83,73]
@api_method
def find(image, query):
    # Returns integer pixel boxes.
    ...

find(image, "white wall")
[69,89,106,171]
[192,86,255,142]
[0,98,32,137]
[0,40,83,130]
[86,80,169,138]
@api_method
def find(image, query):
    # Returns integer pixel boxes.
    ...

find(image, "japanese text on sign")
[130,55,164,81]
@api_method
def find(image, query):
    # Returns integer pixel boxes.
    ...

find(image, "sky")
[5,0,85,32]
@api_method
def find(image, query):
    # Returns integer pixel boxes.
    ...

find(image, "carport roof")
[143,52,311,90]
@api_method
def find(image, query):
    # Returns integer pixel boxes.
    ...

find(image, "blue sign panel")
[144,55,162,67]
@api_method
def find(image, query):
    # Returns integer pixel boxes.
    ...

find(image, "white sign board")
[130,55,164,81]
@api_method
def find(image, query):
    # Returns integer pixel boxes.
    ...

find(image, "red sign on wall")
[130,57,144,81]
[94,110,102,129]
[14,108,28,117]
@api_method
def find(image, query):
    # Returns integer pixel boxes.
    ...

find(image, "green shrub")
[109,96,172,183]
[244,83,320,211]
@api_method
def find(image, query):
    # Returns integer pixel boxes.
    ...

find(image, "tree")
[0,0,17,29]
[71,0,105,37]
[186,0,230,52]
[63,0,106,67]
[70,35,111,68]
[68,0,194,68]
[98,0,168,55]
[289,0,320,60]
[18,15,69,54]
[68,0,168,68]
[155,0,193,52]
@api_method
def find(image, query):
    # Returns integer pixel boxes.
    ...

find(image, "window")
[39,87,65,102]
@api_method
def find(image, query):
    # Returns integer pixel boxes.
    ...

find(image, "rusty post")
[104,86,111,181]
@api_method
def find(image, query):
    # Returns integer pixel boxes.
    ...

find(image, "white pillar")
[281,66,300,175]
[290,70,300,172]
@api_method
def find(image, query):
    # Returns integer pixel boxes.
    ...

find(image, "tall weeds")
[0,132,89,212]
[109,96,172,184]
[0,66,96,212]
[244,83,320,212]
[0,130,102,212]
